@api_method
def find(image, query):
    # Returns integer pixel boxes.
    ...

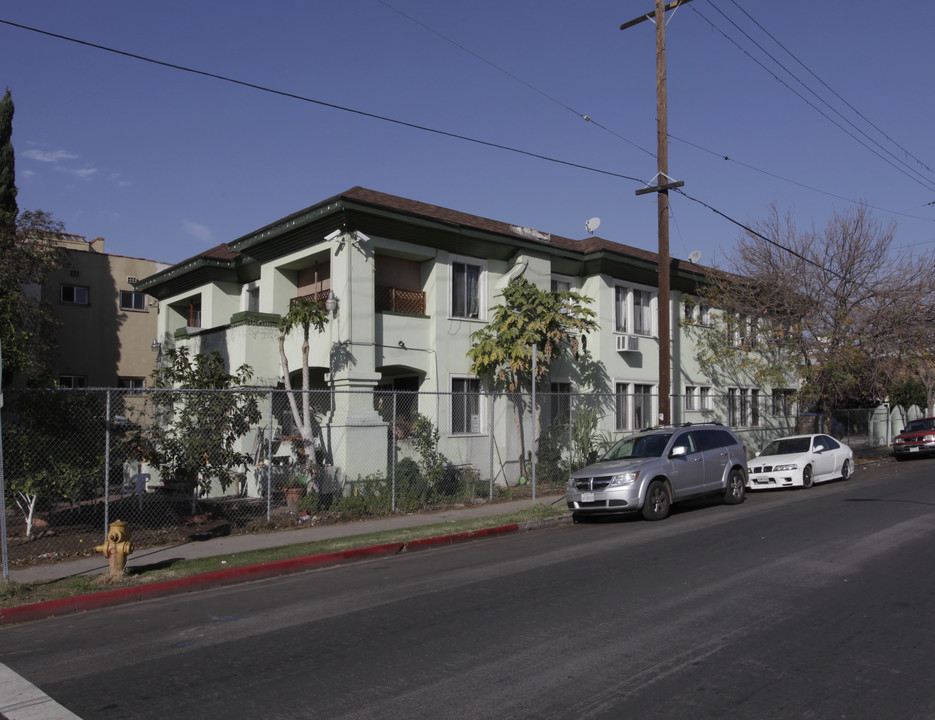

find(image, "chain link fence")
[1,386,897,568]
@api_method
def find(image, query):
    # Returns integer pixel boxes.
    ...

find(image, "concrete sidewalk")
[7,493,571,585]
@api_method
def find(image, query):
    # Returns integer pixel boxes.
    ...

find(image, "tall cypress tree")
[0,88,17,232]
[0,89,65,385]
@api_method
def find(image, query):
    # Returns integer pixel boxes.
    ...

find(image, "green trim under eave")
[230,311,281,327]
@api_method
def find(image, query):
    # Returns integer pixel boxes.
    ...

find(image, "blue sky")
[2,1,933,270]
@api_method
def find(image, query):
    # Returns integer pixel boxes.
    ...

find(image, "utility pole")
[622,0,688,426]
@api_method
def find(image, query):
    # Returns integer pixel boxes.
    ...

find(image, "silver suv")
[567,424,748,521]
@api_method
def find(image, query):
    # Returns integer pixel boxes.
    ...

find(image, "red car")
[892,417,935,460]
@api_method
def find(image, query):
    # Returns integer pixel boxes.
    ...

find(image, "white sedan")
[747,434,853,489]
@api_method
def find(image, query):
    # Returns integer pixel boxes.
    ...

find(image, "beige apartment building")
[43,234,169,388]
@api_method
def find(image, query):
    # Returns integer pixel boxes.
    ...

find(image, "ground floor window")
[451,377,482,434]
[729,387,761,427]
[772,388,796,416]
[615,382,657,431]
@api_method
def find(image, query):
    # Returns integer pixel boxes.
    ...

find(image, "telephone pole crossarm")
[635,179,684,196]
[620,0,693,30]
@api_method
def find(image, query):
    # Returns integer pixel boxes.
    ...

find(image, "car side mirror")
[814,445,824,453]
[670,445,687,458]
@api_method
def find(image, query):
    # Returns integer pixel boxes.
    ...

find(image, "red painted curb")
[402,523,519,552]
[1,542,405,625]
[1,524,527,625]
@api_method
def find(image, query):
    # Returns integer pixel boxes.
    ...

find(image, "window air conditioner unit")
[616,334,640,352]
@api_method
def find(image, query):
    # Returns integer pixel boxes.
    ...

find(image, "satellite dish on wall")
[585,217,601,235]
[688,250,702,264]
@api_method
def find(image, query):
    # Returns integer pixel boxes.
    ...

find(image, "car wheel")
[723,467,746,505]
[642,480,670,521]
[802,465,814,488]
[840,459,851,480]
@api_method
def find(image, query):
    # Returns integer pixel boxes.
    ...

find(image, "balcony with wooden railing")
[376,285,426,315]
[290,289,332,308]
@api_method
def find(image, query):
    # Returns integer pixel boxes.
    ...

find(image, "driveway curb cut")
[1,518,569,625]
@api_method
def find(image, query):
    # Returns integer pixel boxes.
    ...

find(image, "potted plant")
[282,473,308,509]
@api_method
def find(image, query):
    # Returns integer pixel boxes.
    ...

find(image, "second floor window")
[246,285,260,313]
[615,285,656,336]
[451,256,484,320]
[61,285,89,305]
[119,290,146,311]
[188,300,202,328]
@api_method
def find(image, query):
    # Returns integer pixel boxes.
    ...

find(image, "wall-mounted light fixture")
[151,339,160,350]
[325,290,337,315]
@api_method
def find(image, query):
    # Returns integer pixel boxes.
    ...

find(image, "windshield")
[602,433,672,461]
[904,418,935,433]
[760,437,811,456]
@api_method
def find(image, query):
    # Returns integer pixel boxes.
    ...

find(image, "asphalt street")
[1,455,932,719]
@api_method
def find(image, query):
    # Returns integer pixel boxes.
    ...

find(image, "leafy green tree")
[887,377,927,411]
[0,89,66,385]
[3,390,109,537]
[468,276,598,476]
[146,347,261,497]
[278,297,330,473]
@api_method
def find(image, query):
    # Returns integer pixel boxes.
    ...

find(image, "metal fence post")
[104,389,112,532]
[488,393,494,501]
[391,391,397,513]
[531,345,537,502]
[266,390,273,523]
[0,338,7,582]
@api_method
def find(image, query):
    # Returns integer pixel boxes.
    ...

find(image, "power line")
[374,0,657,160]
[723,0,935,180]
[675,187,845,279]
[0,17,645,185]
[670,132,935,222]
[374,3,935,226]
[691,3,935,194]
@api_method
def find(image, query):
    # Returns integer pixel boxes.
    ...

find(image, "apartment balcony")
[290,289,332,308]
[376,285,426,315]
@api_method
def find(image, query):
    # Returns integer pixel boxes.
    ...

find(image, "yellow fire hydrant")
[95,520,135,578]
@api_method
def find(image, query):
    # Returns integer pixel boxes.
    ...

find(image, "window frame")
[60,284,89,305]
[615,380,658,432]
[728,386,761,427]
[243,281,260,313]
[450,375,483,435]
[682,297,712,326]
[119,290,147,312]
[771,389,796,417]
[614,282,658,337]
[449,254,486,321]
